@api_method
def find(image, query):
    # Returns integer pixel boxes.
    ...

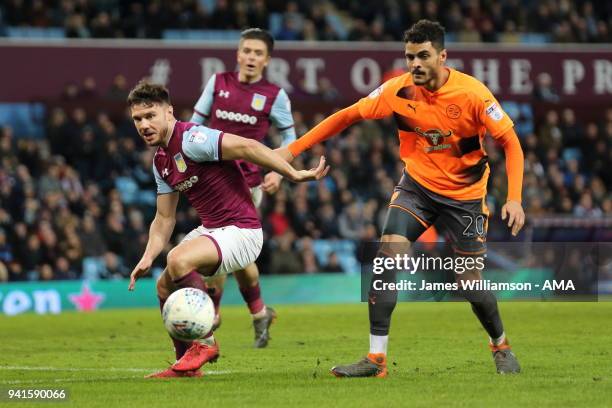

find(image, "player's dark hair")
[403,20,446,51]
[127,80,171,107]
[240,28,274,54]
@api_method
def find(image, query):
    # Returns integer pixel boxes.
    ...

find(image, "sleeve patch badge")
[368,85,384,99]
[485,102,504,121]
[188,130,208,144]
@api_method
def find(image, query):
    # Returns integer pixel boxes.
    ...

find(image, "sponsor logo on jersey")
[485,102,504,121]
[251,93,266,111]
[175,175,199,192]
[415,127,453,153]
[446,104,462,119]
[174,153,187,173]
[215,109,257,125]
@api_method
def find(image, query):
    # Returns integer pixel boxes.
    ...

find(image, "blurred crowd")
[1,0,610,43]
[0,75,610,281]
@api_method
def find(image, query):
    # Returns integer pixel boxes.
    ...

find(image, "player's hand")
[290,156,329,182]
[501,200,525,237]
[275,146,295,162]
[262,172,283,194]
[128,256,153,291]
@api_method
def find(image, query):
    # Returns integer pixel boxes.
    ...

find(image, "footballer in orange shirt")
[280,20,525,377]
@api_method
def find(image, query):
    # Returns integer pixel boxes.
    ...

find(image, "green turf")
[1,302,611,408]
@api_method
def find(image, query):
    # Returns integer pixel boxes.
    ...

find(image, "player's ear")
[263,54,271,67]
[439,49,447,65]
[167,104,174,116]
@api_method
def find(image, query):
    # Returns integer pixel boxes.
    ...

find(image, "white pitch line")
[0,365,234,379]
[0,376,141,385]
[0,366,151,373]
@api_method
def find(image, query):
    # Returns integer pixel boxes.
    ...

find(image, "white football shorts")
[180,225,263,276]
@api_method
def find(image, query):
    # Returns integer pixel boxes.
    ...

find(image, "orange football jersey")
[356,68,514,200]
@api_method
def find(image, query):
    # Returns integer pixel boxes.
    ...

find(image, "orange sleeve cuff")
[496,128,524,203]
[288,103,363,157]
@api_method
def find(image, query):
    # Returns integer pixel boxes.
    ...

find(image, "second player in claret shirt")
[191,28,296,348]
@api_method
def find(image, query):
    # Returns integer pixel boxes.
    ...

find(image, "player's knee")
[381,233,410,244]
[166,250,191,278]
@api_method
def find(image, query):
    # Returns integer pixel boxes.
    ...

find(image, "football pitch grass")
[1,302,611,407]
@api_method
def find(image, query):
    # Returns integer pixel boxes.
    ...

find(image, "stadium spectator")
[268,230,303,275]
[2,0,610,43]
[321,251,342,273]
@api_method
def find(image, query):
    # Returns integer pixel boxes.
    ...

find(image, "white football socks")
[491,332,506,346]
[196,335,215,347]
[369,334,388,355]
[252,306,267,320]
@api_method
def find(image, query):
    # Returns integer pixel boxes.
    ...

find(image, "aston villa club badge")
[251,93,266,111]
[174,153,187,173]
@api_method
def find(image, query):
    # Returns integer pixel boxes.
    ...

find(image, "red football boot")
[145,367,202,379]
[172,341,220,372]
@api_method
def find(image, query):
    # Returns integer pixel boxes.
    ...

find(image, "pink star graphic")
[69,283,105,312]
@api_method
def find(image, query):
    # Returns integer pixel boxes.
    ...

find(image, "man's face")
[131,102,172,146]
[237,39,270,79]
[405,41,446,86]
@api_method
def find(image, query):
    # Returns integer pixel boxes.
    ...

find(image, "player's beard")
[412,69,429,85]
[142,124,166,146]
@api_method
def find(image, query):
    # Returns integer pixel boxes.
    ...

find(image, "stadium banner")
[1,40,611,104]
[360,242,608,302]
[0,274,361,316]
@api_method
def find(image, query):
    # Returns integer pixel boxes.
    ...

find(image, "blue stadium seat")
[0,103,45,138]
[326,14,347,40]
[162,30,240,41]
[520,33,551,44]
[562,147,582,162]
[312,239,360,274]
[501,101,520,121]
[444,33,458,43]
[6,26,65,38]
[197,0,216,13]
[115,177,139,205]
[82,257,105,281]
[520,104,534,120]
[500,101,534,137]
[268,13,283,37]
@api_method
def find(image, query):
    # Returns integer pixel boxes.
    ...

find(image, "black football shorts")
[382,170,488,254]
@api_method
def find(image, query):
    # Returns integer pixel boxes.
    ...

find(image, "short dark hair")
[403,20,446,51]
[240,28,274,54]
[127,80,171,107]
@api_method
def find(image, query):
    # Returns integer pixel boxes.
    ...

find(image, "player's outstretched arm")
[129,192,179,291]
[496,128,525,236]
[221,133,330,182]
[286,103,363,158]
